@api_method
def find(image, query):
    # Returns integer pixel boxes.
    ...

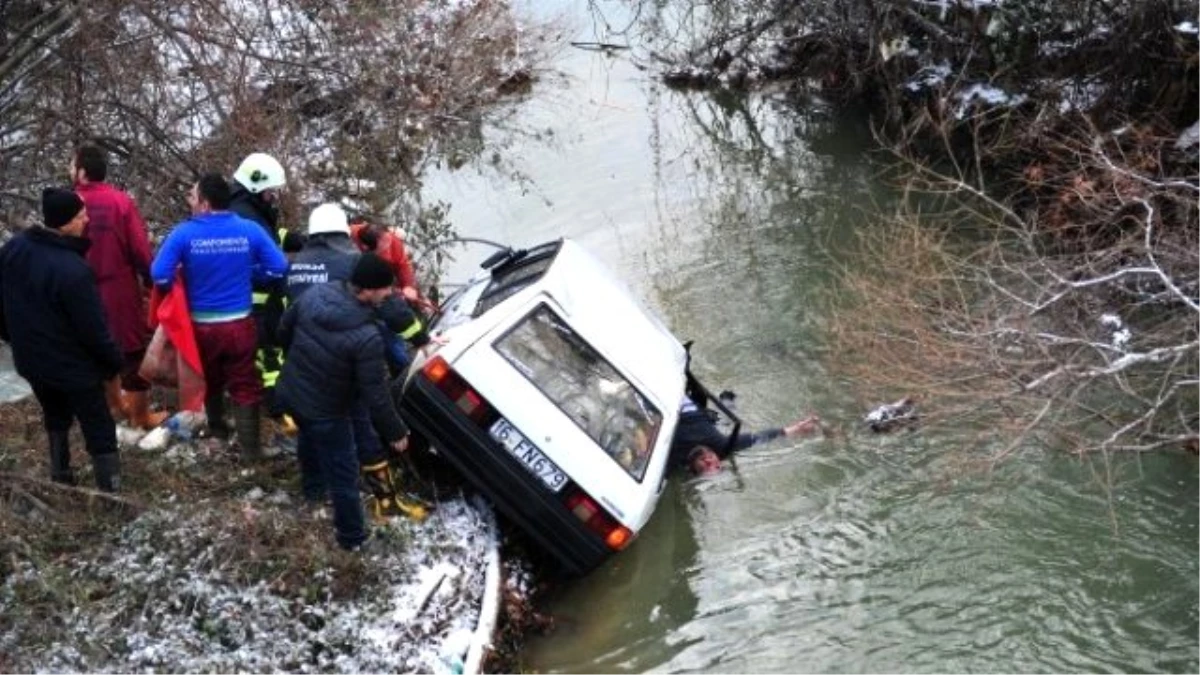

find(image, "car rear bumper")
[399,375,612,576]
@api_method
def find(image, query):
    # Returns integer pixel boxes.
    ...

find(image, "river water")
[422,1,1199,673]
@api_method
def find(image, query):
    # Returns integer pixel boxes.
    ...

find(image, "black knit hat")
[351,252,395,290]
[42,187,85,229]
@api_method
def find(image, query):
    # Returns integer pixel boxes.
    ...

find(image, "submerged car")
[396,238,692,575]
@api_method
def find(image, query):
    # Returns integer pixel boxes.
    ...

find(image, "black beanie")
[42,187,85,229]
[351,252,395,290]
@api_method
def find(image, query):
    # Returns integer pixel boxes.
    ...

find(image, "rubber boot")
[122,390,169,430]
[91,452,121,493]
[47,430,75,485]
[362,460,429,522]
[233,404,262,461]
[205,393,231,439]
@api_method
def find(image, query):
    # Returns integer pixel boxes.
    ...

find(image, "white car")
[396,238,690,575]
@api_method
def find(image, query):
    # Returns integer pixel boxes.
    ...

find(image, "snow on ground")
[0,485,496,673]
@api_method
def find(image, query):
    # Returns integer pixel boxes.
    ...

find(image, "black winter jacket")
[228,184,280,244]
[275,282,408,442]
[668,408,784,471]
[0,227,122,389]
[284,234,430,347]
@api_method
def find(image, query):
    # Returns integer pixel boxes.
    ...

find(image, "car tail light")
[564,490,635,551]
[422,356,494,426]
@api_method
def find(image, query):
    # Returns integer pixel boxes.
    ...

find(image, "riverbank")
[0,397,536,673]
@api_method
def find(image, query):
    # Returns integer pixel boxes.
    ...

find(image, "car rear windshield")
[472,241,562,318]
[494,304,662,482]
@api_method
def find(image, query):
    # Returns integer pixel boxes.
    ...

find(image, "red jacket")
[349,222,417,290]
[77,181,154,354]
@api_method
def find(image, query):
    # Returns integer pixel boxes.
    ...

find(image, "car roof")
[537,239,687,411]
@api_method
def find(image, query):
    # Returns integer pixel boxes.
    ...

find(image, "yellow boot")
[362,461,430,523]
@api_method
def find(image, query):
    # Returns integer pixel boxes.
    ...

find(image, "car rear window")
[472,241,562,318]
[494,304,662,482]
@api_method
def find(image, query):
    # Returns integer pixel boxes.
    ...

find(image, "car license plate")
[489,418,567,492]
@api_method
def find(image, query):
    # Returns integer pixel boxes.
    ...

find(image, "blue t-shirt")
[151,211,288,320]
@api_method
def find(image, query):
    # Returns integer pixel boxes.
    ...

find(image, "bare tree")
[0,0,550,262]
[827,118,1198,457]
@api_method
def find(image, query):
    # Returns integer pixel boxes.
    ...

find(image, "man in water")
[670,393,821,477]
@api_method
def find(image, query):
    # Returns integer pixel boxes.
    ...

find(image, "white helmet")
[233,153,286,193]
[308,203,350,236]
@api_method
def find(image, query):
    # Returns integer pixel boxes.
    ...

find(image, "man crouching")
[275,253,409,551]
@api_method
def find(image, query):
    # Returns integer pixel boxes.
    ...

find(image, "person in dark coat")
[0,188,124,491]
[669,395,821,477]
[282,203,435,522]
[275,253,412,550]
[72,144,165,430]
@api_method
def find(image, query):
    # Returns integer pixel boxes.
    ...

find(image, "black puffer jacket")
[284,233,430,347]
[275,281,408,442]
[0,227,122,389]
[228,183,280,244]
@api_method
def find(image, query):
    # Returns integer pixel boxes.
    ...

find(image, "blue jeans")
[295,415,368,550]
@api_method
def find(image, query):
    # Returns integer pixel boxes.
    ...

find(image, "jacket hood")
[304,282,375,332]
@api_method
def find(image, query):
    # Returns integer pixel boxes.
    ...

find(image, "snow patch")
[1100,313,1133,350]
[0,497,496,672]
[953,83,1028,119]
[1174,121,1199,151]
[905,62,952,92]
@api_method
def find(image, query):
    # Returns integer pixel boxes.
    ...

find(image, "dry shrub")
[827,121,1198,459]
[827,217,1017,436]
[1,0,555,263]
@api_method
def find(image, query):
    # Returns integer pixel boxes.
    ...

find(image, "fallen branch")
[0,471,144,512]
[4,484,53,516]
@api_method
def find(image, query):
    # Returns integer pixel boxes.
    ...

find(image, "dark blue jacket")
[668,407,784,471]
[284,233,430,346]
[0,227,122,389]
[284,233,360,303]
[275,282,408,442]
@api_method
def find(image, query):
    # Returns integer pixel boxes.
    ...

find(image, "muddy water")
[421,1,1199,672]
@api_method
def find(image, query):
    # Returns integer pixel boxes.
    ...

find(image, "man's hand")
[420,334,449,355]
[783,414,821,438]
[402,286,420,302]
[391,435,410,453]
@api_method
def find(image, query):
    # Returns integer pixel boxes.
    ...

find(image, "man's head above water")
[687,445,723,476]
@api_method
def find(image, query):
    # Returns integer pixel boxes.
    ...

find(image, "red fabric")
[77,182,154,354]
[191,317,262,407]
[147,277,206,411]
[349,222,417,290]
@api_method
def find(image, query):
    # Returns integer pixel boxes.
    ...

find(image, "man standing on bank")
[0,188,125,491]
[71,144,166,430]
[275,253,412,550]
[151,173,289,460]
[285,203,436,521]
